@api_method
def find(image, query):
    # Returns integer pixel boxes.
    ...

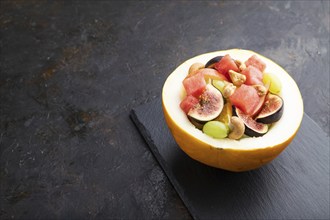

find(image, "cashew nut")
[239,63,247,71]
[228,116,245,140]
[234,59,242,67]
[253,84,267,96]
[188,63,205,75]
[222,83,236,98]
[229,70,246,86]
[234,59,247,71]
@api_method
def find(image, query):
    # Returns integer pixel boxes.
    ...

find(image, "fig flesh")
[233,107,268,137]
[188,84,224,122]
[205,56,223,68]
[256,93,284,124]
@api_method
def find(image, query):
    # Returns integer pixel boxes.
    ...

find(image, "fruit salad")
[180,54,284,140]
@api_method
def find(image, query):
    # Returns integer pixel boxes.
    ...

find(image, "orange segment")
[215,102,232,125]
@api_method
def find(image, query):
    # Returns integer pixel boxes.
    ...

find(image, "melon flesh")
[245,54,266,72]
[241,65,263,85]
[180,95,199,114]
[229,84,260,115]
[182,71,206,97]
[214,54,239,79]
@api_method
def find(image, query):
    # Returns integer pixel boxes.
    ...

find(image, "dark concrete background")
[0,1,329,219]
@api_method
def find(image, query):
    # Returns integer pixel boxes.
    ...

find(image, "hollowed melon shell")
[162,49,303,172]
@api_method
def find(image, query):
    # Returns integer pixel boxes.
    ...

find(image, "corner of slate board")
[131,98,330,220]
[130,103,198,220]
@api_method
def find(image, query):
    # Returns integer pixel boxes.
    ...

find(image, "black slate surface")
[131,98,330,220]
[1,1,329,219]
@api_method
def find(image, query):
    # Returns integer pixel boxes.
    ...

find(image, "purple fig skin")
[205,56,224,68]
[233,106,268,137]
[256,94,284,124]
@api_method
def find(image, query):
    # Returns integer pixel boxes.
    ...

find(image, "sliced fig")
[188,117,204,130]
[188,84,224,122]
[256,93,284,124]
[233,106,268,137]
[205,56,223,68]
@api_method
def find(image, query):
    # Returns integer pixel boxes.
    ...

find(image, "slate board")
[130,98,329,220]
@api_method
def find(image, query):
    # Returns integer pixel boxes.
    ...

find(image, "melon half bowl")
[162,49,304,172]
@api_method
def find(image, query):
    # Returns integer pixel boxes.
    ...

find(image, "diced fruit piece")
[256,93,284,124]
[212,79,229,94]
[234,107,268,137]
[215,102,232,125]
[250,92,267,118]
[214,54,239,79]
[245,55,266,72]
[205,56,223,68]
[188,84,224,122]
[229,84,260,116]
[250,85,269,118]
[197,68,229,82]
[180,95,199,114]
[203,121,229,139]
[263,72,282,94]
[241,65,263,85]
[183,71,206,97]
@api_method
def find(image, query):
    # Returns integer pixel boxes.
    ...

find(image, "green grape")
[203,121,229,139]
[212,80,227,94]
[263,73,282,94]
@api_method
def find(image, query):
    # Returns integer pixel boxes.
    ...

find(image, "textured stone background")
[0,1,329,219]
